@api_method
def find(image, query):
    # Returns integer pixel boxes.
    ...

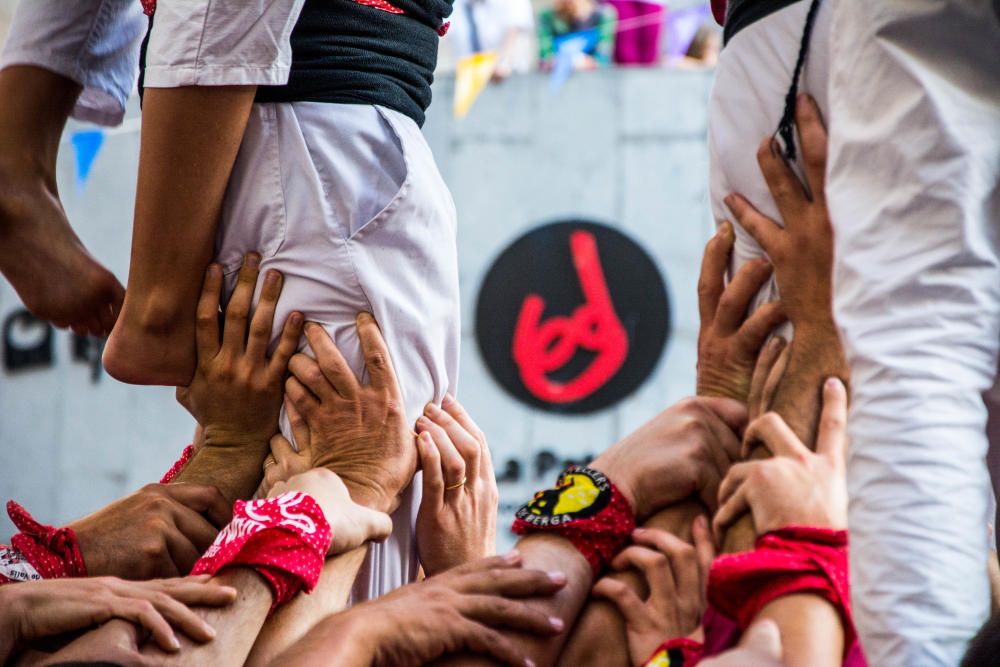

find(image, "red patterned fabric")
[707,526,857,656]
[142,0,421,19]
[642,637,704,666]
[512,467,635,576]
[192,492,331,611]
[0,501,86,584]
[160,444,195,484]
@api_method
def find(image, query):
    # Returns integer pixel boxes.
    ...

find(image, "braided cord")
[776,0,822,161]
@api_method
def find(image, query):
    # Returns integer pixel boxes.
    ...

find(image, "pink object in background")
[605,0,664,65]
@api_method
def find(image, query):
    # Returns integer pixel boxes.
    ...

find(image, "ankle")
[119,290,192,338]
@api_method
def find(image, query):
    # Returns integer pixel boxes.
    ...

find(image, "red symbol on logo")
[512,230,629,404]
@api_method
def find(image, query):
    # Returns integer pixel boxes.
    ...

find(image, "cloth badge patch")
[0,545,41,582]
[516,467,611,527]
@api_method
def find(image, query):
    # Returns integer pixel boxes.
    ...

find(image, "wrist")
[588,455,641,517]
[201,426,270,451]
[341,479,392,515]
[0,587,23,659]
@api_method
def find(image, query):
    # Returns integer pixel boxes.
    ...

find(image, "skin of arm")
[103,85,257,386]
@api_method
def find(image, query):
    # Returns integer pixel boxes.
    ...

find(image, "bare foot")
[103,296,198,386]
[0,172,124,336]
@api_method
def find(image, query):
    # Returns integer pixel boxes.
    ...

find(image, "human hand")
[0,575,235,657]
[294,553,567,667]
[177,253,303,451]
[697,221,786,402]
[257,400,313,497]
[699,619,787,667]
[724,94,834,334]
[590,397,747,519]
[415,393,498,575]
[69,483,232,579]
[285,314,416,514]
[713,378,848,540]
[593,517,716,666]
[269,468,393,556]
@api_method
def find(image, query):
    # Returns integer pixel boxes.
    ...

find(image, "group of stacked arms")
[0,94,993,667]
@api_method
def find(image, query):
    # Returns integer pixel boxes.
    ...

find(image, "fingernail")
[245,253,261,269]
[357,311,374,323]
[416,416,430,428]
[442,392,455,407]
[632,527,646,536]
[206,264,221,278]
[290,312,303,326]
[503,549,520,563]
[169,635,181,651]
[549,616,565,631]
[203,624,217,639]
[770,137,782,157]
[265,270,279,286]
[695,515,707,531]
[724,194,735,207]
[825,377,840,390]
[526,660,537,667]
[424,402,441,416]
[548,571,567,584]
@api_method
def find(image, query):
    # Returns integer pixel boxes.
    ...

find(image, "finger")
[724,193,783,258]
[162,527,202,576]
[441,393,486,445]
[696,396,749,436]
[737,301,787,357]
[155,579,238,607]
[459,568,567,598]
[358,507,394,544]
[744,412,810,460]
[418,416,466,489]
[741,618,784,657]
[592,577,650,629]
[284,397,311,457]
[756,137,809,231]
[135,589,218,644]
[816,377,848,462]
[747,336,786,421]
[268,311,304,376]
[418,430,445,508]
[355,312,399,392]
[795,94,828,208]
[712,483,750,542]
[285,375,321,421]
[120,599,180,652]
[162,484,232,529]
[611,544,678,605]
[688,399,744,467]
[195,264,223,360]
[300,323,358,399]
[456,620,535,666]
[760,343,791,416]
[716,461,755,508]
[288,353,338,403]
[98,296,119,336]
[463,595,564,636]
[168,504,220,554]
[270,433,298,466]
[85,316,104,338]
[222,253,261,353]
[714,258,773,335]
[426,402,482,481]
[246,269,283,360]
[691,515,716,594]
[697,221,735,327]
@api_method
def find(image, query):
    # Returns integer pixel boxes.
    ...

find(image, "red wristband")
[192,492,332,610]
[159,445,195,485]
[511,466,635,576]
[707,525,856,654]
[1,501,86,582]
[642,638,704,667]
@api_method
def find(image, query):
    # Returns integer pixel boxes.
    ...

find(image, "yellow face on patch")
[525,470,608,520]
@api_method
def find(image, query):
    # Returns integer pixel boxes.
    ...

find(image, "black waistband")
[723,0,803,45]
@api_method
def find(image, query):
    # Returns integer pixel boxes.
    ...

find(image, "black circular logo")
[475,220,670,414]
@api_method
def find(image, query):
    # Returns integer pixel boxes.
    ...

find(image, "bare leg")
[0,65,124,336]
[557,500,706,667]
[103,85,255,386]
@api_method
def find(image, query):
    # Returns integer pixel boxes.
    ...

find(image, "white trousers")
[709,1,1000,664]
[218,102,461,601]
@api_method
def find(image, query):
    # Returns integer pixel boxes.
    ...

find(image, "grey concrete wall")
[0,67,716,549]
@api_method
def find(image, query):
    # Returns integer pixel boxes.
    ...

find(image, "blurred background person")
[446,0,535,82]
[539,0,618,70]
[604,0,665,66]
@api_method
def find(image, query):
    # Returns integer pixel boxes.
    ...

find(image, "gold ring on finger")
[445,477,467,491]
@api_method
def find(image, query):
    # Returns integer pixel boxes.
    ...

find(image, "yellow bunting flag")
[453,52,498,119]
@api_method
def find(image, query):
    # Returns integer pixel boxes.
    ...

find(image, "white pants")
[709,1,1000,663]
[218,102,461,600]
[827,2,1000,664]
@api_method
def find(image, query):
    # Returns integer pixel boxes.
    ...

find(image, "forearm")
[768,325,848,448]
[753,593,843,667]
[246,547,368,667]
[142,569,272,667]
[172,445,267,504]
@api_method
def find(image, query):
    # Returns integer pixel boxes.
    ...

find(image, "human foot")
[0,172,124,336]
[103,295,199,386]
